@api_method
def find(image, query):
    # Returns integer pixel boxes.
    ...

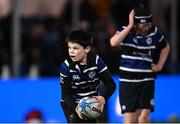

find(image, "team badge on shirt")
[146,37,152,45]
[88,71,96,79]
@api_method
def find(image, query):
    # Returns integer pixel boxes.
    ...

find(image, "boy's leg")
[124,112,138,123]
[137,109,151,123]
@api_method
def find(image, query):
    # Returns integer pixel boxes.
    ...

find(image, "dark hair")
[134,4,152,24]
[66,30,93,48]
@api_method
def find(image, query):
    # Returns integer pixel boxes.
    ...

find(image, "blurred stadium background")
[0,0,179,123]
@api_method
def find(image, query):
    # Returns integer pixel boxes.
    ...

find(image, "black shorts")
[119,81,155,114]
[61,101,97,123]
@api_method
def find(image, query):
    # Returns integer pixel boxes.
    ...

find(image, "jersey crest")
[146,37,152,45]
[88,71,96,79]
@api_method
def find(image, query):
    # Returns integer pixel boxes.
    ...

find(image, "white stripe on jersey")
[60,73,68,77]
[70,69,76,72]
[96,55,99,64]
[74,78,99,85]
[77,90,97,96]
[64,60,69,66]
[158,35,164,42]
[119,66,153,72]
[121,43,156,49]
[75,64,80,71]
[99,66,108,73]
[75,81,86,85]
[83,66,97,73]
[87,78,99,82]
[146,27,158,37]
[119,78,155,82]
[121,54,153,62]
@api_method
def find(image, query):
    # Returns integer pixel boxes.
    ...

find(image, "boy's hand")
[128,9,135,29]
[93,96,105,112]
[75,106,84,119]
[151,63,163,72]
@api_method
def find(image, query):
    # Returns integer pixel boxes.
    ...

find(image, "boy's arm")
[151,43,170,72]
[60,76,77,110]
[98,70,116,100]
[110,10,135,47]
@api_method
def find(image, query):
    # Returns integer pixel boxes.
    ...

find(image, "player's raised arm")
[110,10,135,47]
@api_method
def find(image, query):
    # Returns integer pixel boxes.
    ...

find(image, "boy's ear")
[85,46,91,53]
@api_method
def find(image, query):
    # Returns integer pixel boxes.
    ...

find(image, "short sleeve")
[96,55,108,73]
[60,60,70,77]
[156,30,168,50]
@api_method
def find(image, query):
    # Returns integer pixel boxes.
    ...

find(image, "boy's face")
[135,22,152,36]
[68,42,90,64]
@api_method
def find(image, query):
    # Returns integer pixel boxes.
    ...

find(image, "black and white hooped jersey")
[60,55,108,103]
[118,26,167,83]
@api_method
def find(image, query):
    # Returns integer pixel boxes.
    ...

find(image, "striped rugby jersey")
[118,26,167,83]
[60,54,108,103]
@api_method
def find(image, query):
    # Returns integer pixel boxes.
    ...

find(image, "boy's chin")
[71,59,79,62]
[139,31,149,36]
[72,59,78,62]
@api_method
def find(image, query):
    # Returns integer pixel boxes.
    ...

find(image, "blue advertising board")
[0,75,180,123]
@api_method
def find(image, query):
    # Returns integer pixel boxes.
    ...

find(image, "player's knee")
[124,114,138,123]
[138,115,150,123]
